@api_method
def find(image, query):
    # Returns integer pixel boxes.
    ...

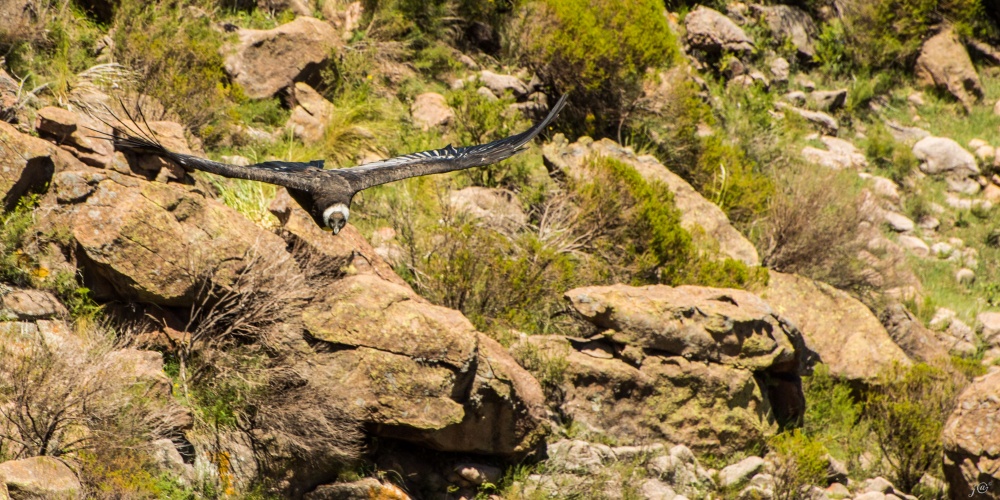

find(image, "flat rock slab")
[565,284,804,372]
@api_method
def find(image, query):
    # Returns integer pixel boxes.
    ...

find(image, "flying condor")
[98,95,568,234]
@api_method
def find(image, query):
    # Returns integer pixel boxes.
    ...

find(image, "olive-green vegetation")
[4,0,1000,496]
[518,0,678,136]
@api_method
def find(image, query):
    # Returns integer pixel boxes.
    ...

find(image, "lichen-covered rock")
[223,17,341,99]
[684,6,754,55]
[1,121,82,209]
[34,106,116,169]
[565,284,804,371]
[801,135,867,169]
[762,271,911,381]
[527,284,809,453]
[915,28,983,109]
[0,456,82,499]
[269,188,406,286]
[752,4,817,58]
[542,135,759,266]
[52,168,297,306]
[943,369,1000,499]
[299,273,547,455]
[0,289,67,320]
[913,136,979,177]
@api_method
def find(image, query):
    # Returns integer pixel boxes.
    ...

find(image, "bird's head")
[322,203,350,234]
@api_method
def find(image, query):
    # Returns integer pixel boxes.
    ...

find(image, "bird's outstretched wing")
[91,105,325,191]
[339,94,569,192]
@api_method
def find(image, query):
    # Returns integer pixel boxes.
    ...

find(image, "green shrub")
[447,84,531,189]
[570,155,693,283]
[113,0,236,141]
[0,2,102,99]
[864,122,919,184]
[840,0,986,71]
[801,364,871,472]
[769,430,830,500]
[517,0,679,136]
[864,362,963,492]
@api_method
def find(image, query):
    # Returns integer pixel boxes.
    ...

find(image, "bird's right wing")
[99,125,325,192]
[339,94,568,192]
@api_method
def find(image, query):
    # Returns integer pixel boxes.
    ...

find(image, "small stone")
[918,216,940,230]
[826,482,850,498]
[978,312,1000,346]
[809,89,848,111]
[883,211,915,232]
[975,145,995,162]
[719,456,765,488]
[930,242,953,258]
[411,92,455,131]
[956,267,975,285]
[908,92,925,106]
[770,57,790,82]
[453,463,502,486]
[783,91,807,105]
[897,235,930,256]
[969,138,988,150]
[865,477,895,493]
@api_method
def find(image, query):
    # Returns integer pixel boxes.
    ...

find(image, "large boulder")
[532,283,809,453]
[223,17,341,99]
[49,167,297,306]
[34,106,116,169]
[761,271,911,381]
[271,196,547,457]
[542,135,760,266]
[752,4,818,59]
[684,6,755,55]
[0,456,81,499]
[298,273,547,456]
[943,368,1000,499]
[0,121,81,210]
[880,303,952,363]
[564,284,805,371]
[915,28,984,109]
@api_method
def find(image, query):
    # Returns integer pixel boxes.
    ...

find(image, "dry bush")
[755,164,896,299]
[245,372,364,495]
[0,323,183,461]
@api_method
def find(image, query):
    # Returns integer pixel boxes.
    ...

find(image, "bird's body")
[101,95,568,233]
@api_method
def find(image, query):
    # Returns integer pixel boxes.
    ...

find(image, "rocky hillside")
[1,0,1000,498]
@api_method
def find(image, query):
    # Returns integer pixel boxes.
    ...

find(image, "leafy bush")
[0,1,103,98]
[447,84,531,189]
[113,0,236,140]
[864,362,963,492]
[517,0,679,136]
[769,430,830,500]
[839,0,987,71]
[801,364,871,473]
[864,123,919,185]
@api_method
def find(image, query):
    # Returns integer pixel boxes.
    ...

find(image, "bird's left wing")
[339,94,568,192]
